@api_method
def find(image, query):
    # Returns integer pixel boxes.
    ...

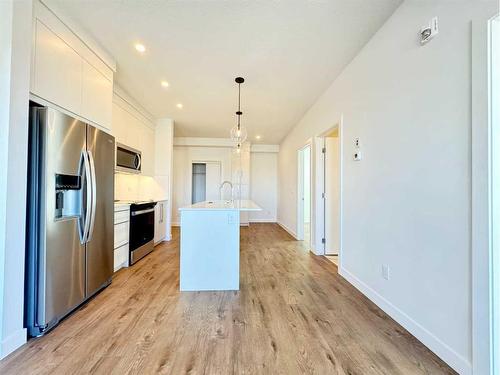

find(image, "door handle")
[82,150,92,243]
[86,151,97,242]
[131,208,155,216]
[134,154,141,171]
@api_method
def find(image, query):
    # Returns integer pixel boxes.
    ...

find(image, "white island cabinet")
[179,200,261,291]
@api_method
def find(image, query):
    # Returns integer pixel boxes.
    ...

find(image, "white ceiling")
[49,0,401,143]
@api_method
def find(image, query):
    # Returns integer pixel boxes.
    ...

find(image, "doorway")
[297,144,312,246]
[313,121,342,268]
[323,128,341,262]
[191,161,221,204]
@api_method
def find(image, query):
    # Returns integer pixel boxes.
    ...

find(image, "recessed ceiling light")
[161,81,169,88]
[255,135,261,140]
[134,43,146,53]
[176,103,183,109]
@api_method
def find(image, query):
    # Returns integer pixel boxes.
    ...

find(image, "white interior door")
[324,137,340,255]
[205,162,221,201]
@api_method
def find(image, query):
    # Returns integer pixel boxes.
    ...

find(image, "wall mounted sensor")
[420,17,438,45]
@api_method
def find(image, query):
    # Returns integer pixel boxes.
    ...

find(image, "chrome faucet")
[219,180,233,201]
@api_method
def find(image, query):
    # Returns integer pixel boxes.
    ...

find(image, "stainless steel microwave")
[116,143,141,174]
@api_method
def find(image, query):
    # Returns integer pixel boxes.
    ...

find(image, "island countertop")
[179,199,262,211]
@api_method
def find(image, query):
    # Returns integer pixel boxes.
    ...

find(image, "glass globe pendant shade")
[230,124,247,143]
[232,142,242,155]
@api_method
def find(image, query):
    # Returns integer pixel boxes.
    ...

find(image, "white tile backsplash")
[115,173,166,202]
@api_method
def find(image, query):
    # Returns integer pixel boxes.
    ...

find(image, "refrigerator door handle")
[82,150,92,243]
[86,150,97,242]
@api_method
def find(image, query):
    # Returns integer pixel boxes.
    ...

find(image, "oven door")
[129,205,155,251]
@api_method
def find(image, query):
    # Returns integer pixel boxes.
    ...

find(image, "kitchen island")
[178,200,262,291]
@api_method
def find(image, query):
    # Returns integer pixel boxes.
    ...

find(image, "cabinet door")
[33,20,82,114]
[124,119,141,150]
[111,103,128,144]
[154,201,167,244]
[140,127,155,176]
[159,201,168,240]
[82,60,113,130]
[154,203,161,244]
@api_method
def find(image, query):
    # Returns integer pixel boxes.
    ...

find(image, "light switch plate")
[382,264,390,280]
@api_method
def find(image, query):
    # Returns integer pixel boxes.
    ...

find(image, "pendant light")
[233,142,242,155]
[230,77,247,143]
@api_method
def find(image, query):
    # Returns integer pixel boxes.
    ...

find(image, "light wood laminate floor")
[0,224,454,374]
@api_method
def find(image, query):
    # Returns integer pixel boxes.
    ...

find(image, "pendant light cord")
[237,82,241,130]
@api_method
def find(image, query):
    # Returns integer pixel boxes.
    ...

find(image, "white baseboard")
[0,328,26,360]
[339,267,471,375]
[277,221,298,240]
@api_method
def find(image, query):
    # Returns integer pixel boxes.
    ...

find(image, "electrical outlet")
[353,151,362,161]
[228,213,237,225]
[354,138,360,148]
[382,264,390,280]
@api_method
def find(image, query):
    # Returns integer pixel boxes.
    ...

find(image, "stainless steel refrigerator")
[26,106,115,337]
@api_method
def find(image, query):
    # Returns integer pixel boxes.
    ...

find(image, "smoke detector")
[420,17,439,45]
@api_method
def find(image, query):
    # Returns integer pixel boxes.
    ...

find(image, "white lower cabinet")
[154,200,168,244]
[114,205,130,272]
[114,243,129,272]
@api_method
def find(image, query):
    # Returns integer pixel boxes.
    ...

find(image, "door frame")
[297,142,312,242]
[312,116,344,266]
[471,14,499,375]
[487,14,500,375]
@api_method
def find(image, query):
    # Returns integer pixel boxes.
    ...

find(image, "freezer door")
[38,108,87,328]
[86,125,115,296]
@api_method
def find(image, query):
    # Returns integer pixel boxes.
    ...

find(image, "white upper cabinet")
[33,21,82,115]
[140,126,155,176]
[31,1,114,132]
[82,60,113,129]
[111,102,128,145]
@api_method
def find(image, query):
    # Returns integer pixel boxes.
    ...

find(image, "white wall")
[277,1,498,373]
[173,140,279,224]
[0,0,32,359]
[249,152,278,222]
[172,145,233,224]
